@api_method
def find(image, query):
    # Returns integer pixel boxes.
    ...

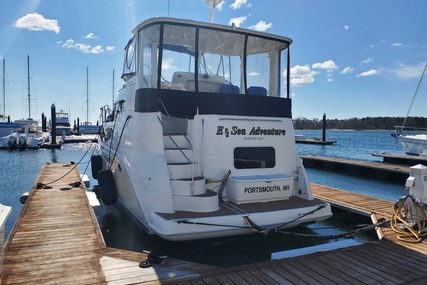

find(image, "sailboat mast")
[2,58,5,119]
[27,55,31,119]
[86,66,89,123]
[112,69,115,106]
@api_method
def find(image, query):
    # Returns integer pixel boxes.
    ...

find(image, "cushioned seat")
[247,86,267,96]
[219,84,240,94]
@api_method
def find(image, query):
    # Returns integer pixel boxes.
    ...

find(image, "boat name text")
[244,185,290,194]
[216,126,286,137]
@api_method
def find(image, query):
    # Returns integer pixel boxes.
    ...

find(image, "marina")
[2,162,427,284]
[1,2,426,283]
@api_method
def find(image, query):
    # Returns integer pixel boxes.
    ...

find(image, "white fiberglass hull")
[400,134,427,155]
[95,17,333,242]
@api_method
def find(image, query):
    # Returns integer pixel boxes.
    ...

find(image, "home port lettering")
[216,126,286,137]
[244,184,291,194]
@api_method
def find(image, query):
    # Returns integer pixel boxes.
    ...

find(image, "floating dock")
[301,155,410,183]
[372,152,427,166]
[2,163,427,284]
[295,136,337,145]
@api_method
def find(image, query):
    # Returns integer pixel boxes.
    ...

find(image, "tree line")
[293,116,427,130]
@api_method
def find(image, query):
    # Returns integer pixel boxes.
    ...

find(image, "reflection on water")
[50,149,58,163]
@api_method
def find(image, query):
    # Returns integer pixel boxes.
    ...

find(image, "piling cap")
[410,164,427,175]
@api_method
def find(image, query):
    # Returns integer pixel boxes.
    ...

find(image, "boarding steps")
[162,118,219,213]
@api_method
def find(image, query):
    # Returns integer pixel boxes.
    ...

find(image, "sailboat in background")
[394,63,427,156]
[79,67,100,135]
[0,58,21,137]
[0,55,49,150]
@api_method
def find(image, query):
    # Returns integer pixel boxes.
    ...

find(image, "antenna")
[205,0,223,23]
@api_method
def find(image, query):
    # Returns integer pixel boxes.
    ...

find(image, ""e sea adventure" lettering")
[216,126,286,137]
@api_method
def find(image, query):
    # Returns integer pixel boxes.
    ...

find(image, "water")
[0,130,409,267]
[296,130,406,202]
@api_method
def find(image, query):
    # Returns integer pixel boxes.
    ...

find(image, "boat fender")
[20,192,29,204]
[91,155,103,179]
[97,169,118,205]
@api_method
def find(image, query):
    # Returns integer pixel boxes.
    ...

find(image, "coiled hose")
[391,187,427,243]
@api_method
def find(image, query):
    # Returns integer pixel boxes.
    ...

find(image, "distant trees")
[293,116,427,130]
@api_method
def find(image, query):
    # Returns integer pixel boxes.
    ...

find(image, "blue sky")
[1,0,426,123]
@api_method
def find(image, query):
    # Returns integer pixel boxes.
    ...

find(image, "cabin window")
[161,24,196,91]
[234,147,275,169]
[198,29,244,93]
[140,25,160,88]
[280,47,290,99]
[122,37,136,81]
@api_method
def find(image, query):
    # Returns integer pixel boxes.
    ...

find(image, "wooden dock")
[167,184,427,285]
[372,152,427,166]
[301,155,410,183]
[0,163,214,284]
[3,163,427,284]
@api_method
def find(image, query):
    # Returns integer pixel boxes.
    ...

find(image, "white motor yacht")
[92,17,332,241]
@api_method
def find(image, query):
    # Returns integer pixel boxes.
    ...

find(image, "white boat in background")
[395,63,427,156]
[1,119,49,150]
[1,56,49,150]
[52,110,73,136]
[79,121,99,135]
[397,129,427,155]
[92,17,332,241]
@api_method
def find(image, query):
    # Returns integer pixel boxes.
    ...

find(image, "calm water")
[0,130,409,267]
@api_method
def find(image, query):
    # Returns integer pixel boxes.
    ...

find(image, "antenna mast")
[2,58,5,119]
[86,66,89,123]
[27,55,31,118]
[205,0,223,23]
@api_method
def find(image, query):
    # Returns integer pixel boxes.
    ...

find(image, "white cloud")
[356,69,381,77]
[229,16,247,27]
[361,57,374,64]
[14,13,60,34]
[391,43,403,47]
[91,45,104,54]
[61,38,112,54]
[341,66,354,74]
[312,60,338,72]
[216,1,224,11]
[84,33,97,39]
[249,21,272,32]
[106,46,116,52]
[230,0,248,10]
[290,65,318,86]
[344,25,350,30]
[162,57,177,71]
[249,71,260,77]
[389,63,426,79]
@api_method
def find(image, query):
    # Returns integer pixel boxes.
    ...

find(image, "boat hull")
[400,134,427,155]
